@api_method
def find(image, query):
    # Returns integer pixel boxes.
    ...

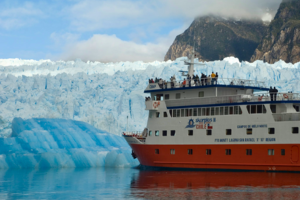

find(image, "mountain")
[251,0,300,64]
[164,16,268,62]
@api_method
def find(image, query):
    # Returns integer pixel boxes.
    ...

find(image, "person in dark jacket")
[269,87,273,101]
[215,72,218,85]
[274,87,278,101]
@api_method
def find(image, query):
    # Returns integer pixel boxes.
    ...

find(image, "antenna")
[126,116,128,133]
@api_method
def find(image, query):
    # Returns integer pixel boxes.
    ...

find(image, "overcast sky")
[0,0,282,62]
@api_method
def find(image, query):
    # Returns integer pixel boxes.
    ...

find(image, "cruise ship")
[123,53,300,172]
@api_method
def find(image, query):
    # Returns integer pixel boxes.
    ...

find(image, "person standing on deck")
[215,72,218,85]
[207,75,211,85]
[182,79,186,87]
[211,72,216,85]
[274,87,278,101]
[269,87,273,101]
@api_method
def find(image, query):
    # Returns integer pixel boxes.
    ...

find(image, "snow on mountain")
[0,57,300,137]
[0,117,139,168]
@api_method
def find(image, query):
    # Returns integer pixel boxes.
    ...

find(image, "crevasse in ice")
[0,117,139,168]
[0,57,299,137]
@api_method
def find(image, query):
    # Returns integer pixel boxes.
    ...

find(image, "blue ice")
[0,118,139,168]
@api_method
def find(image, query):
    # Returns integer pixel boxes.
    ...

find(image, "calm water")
[1,168,300,199]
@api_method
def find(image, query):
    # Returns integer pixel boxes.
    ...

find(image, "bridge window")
[268,128,275,134]
[202,108,206,116]
[172,110,177,117]
[234,106,239,114]
[225,149,231,155]
[268,149,274,156]
[149,131,152,136]
[155,130,159,136]
[181,109,184,117]
[199,91,204,97]
[188,149,193,155]
[188,130,193,136]
[215,107,219,115]
[225,107,229,115]
[185,109,192,117]
[206,149,211,155]
[171,130,176,136]
[154,94,163,101]
[211,108,215,116]
[156,112,160,118]
[176,93,181,99]
[170,149,175,155]
[206,108,210,116]
[292,127,299,134]
[206,130,212,136]
[155,149,159,154]
[247,105,267,114]
[198,108,202,116]
[281,149,285,155]
[164,112,168,117]
[246,149,252,155]
[165,94,169,100]
[176,110,180,117]
[229,107,234,115]
[193,108,197,116]
[163,130,167,136]
[247,128,252,135]
[226,129,232,135]
[220,107,224,115]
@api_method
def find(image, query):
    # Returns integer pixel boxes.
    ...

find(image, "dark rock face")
[164,16,267,62]
[250,0,300,64]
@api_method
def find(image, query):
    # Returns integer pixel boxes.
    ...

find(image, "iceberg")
[0,57,299,137]
[0,118,139,168]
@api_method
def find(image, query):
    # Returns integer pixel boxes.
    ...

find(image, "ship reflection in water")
[130,170,300,199]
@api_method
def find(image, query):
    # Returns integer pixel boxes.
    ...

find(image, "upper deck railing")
[145,78,267,91]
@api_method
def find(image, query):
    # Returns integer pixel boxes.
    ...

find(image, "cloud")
[0,1,44,30]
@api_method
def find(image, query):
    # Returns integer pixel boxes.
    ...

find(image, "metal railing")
[164,93,300,108]
[147,78,267,90]
[273,113,300,121]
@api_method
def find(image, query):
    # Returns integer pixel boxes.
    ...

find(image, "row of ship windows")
[154,92,204,101]
[156,149,284,156]
[149,127,299,136]
[150,105,268,118]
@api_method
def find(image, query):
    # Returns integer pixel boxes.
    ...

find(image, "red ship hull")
[131,143,300,171]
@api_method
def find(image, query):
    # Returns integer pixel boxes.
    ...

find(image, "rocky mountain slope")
[164,16,267,62]
[251,0,300,64]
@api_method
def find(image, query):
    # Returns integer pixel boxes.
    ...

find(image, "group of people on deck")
[269,87,278,101]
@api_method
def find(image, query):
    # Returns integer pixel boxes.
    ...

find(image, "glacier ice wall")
[0,117,139,168]
[0,57,300,136]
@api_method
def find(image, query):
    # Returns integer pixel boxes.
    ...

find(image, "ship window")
[281,149,285,155]
[229,107,234,115]
[176,110,180,117]
[171,130,176,136]
[206,149,211,155]
[164,112,168,118]
[211,108,215,116]
[198,108,202,116]
[268,128,275,134]
[193,108,197,116]
[169,110,172,117]
[165,94,169,100]
[181,109,184,117]
[188,130,193,136]
[149,131,152,136]
[234,106,238,114]
[225,149,231,155]
[251,105,256,114]
[149,111,153,118]
[220,107,224,115]
[206,108,210,116]
[156,112,160,118]
[247,128,252,135]
[199,91,204,97]
[257,105,262,113]
[170,149,175,155]
[173,110,176,117]
[155,130,159,136]
[246,149,252,155]
[215,107,219,115]
[163,130,167,136]
[239,106,243,114]
[292,127,299,134]
[188,149,193,155]
[226,129,232,135]
[268,149,274,156]
[270,105,276,113]
[225,107,229,115]
[176,93,181,99]
[202,108,206,116]
[206,130,212,136]
[155,149,159,154]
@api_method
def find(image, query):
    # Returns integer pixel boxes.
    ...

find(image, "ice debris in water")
[0,117,139,168]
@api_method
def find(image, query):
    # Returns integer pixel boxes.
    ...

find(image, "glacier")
[0,57,300,138]
[0,117,139,168]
